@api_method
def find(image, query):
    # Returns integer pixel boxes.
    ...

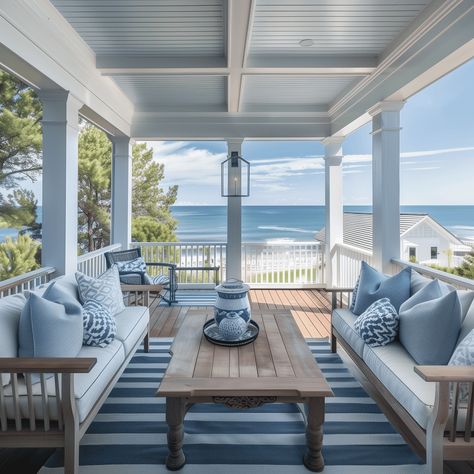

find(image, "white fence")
[0,267,55,297]
[242,241,324,287]
[333,243,374,288]
[77,243,121,278]
[132,241,325,287]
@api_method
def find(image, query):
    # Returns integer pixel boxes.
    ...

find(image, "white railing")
[132,242,226,285]
[0,267,56,297]
[242,241,324,287]
[132,241,325,288]
[334,243,374,288]
[77,243,121,278]
[392,258,474,291]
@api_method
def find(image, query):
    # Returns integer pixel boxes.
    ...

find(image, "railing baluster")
[25,373,36,431]
[11,373,22,431]
[40,373,50,432]
[0,381,8,431]
[55,374,63,431]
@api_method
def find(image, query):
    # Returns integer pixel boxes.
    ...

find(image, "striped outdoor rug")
[159,290,217,306]
[40,338,426,473]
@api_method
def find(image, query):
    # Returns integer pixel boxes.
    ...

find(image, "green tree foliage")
[76,129,178,251]
[0,70,42,188]
[77,123,112,253]
[131,143,178,242]
[0,234,39,280]
[453,251,474,280]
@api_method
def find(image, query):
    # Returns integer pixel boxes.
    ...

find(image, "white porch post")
[39,90,82,275]
[369,101,404,273]
[226,139,243,280]
[110,136,133,250]
[322,137,344,287]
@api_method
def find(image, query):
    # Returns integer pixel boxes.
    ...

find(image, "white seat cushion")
[114,306,149,356]
[332,308,366,358]
[0,293,25,386]
[363,342,435,429]
[2,339,125,423]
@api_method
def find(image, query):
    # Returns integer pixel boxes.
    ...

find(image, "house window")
[431,246,438,259]
[409,247,416,259]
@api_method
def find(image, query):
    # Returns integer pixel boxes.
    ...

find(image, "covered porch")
[1,1,474,473]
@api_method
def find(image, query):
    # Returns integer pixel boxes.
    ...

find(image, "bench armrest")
[146,262,177,269]
[325,287,355,293]
[0,357,96,374]
[415,365,474,382]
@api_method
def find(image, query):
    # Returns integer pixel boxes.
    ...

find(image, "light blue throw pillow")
[82,300,116,347]
[19,282,83,381]
[354,298,399,347]
[352,261,411,315]
[399,279,461,365]
[76,265,125,316]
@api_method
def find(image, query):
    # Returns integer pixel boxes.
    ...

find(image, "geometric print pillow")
[116,256,147,274]
[76,265,125,316]
[448,329,474,403]
[82,300,116,347]
[354,298,399,347]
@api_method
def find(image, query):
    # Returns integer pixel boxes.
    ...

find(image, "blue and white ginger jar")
[218,312,248,340]
[214,279,251,326]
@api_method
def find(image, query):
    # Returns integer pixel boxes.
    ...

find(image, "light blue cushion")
[82,300,116,347]
[19,282,83,381]
[399,279,461,365]
[352,261,411,315]
[76,265,125,316]
[354,298,399,347]
[332,308,366,358]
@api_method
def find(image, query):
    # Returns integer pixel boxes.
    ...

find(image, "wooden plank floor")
[150,289,332,339]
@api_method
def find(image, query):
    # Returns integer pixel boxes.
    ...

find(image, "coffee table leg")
[303,397,325,472]
[165,397,186,470]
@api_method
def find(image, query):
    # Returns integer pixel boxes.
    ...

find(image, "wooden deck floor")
[150,289,332,339]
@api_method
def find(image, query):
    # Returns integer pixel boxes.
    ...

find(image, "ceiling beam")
[97,55,227,74]
[245,55,377,74]
[227,0,253,113]
[131,113,330,140]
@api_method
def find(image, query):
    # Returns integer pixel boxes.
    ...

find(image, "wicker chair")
[104,248,177,305]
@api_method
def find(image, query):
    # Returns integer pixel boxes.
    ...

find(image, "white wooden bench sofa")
[0,274,151,474]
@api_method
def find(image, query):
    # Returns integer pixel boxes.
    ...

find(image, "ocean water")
[2,205,474,243]
[173,205,474,243]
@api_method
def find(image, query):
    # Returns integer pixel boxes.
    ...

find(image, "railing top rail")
[335,242,373,257]
[392,258,474,290]
[77,243,121,263]
[0,266,56,292]
[132,242,227,246]
[242,241,322,246]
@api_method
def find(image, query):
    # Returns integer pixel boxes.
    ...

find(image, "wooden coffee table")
[157,310,333,472]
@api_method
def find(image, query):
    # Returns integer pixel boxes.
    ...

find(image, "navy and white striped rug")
[159,290,217,306]
[40,339,426,473]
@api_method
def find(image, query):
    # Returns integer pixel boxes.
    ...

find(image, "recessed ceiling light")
[299,39,314,47]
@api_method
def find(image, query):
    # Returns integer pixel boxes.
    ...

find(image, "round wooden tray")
[203,319,259,347]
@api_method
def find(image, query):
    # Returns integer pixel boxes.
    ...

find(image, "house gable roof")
[315,213,465,251]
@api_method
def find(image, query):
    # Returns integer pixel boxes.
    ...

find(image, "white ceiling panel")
[50,0,226,57]
[248,0,431,62]
[241,75,362,112]
[112,75,227,112]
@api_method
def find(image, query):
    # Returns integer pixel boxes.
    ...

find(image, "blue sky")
[152,58,474,206]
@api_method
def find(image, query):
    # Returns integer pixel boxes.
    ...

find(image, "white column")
[110,136,133,250]
[322,137,344,287]
[39,90,82,275]
[369,101,404,273]
[226,139,243,280]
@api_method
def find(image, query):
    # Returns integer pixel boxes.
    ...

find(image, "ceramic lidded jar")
[214,279,251,326]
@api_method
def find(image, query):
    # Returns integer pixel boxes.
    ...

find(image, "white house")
[315,213,471,268]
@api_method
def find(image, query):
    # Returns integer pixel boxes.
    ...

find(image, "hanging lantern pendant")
[221,151,250,197]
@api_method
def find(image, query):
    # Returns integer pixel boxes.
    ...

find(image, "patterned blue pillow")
[350,273,361,311]
[82,300,116,347]
[116,257,147,274]
[354,298,399,347]
[76,265,125,316]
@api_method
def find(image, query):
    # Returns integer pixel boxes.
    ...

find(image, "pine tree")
[77,123,112,253]
[0,234,39,280]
